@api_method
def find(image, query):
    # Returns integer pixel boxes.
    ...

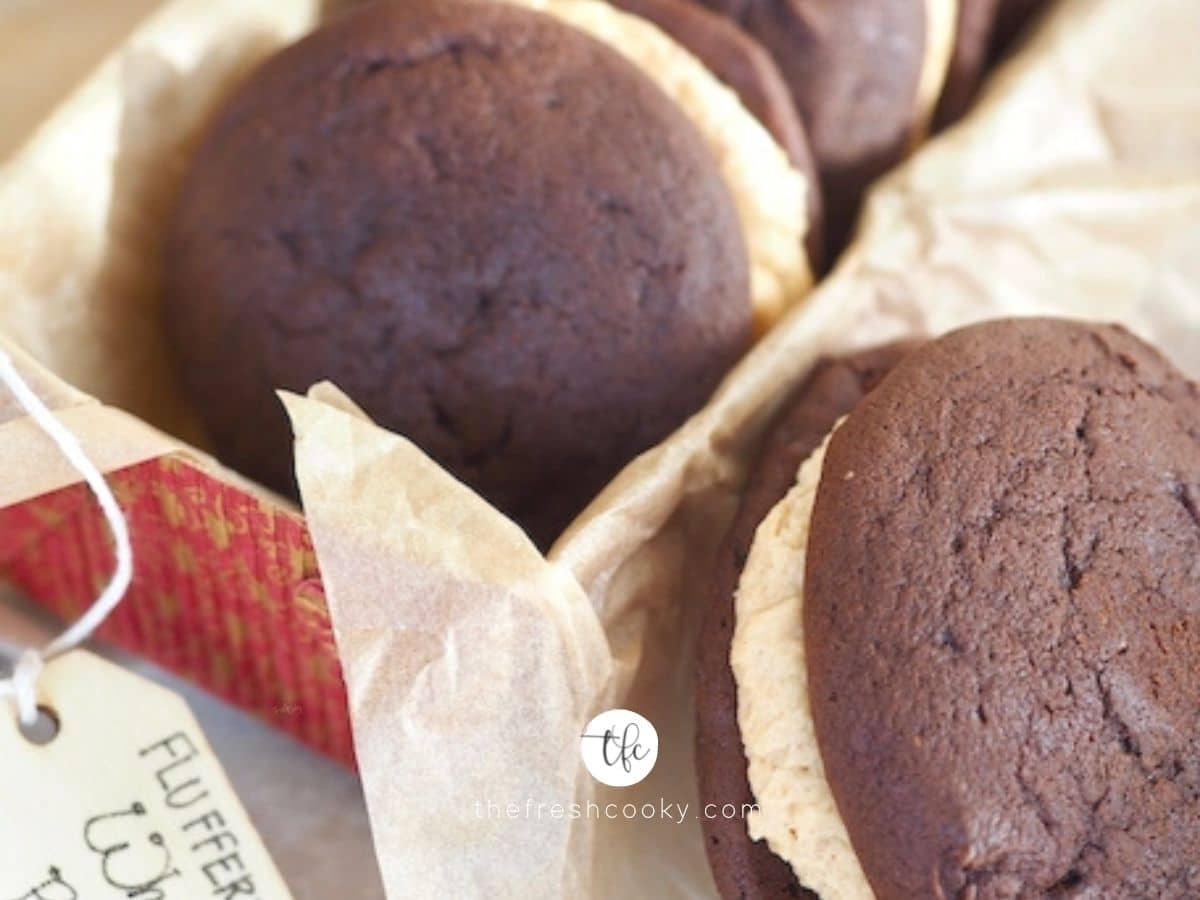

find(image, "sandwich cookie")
[701,319,1200,898]
[508,0,814,327]
[609,0,824,268]
[688,0,958,252]
[696,345,912,900]
[165,0,755,546]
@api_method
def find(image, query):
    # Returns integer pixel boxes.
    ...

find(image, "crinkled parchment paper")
[1,0,1199,897]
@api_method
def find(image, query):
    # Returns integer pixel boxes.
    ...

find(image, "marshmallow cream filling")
[912,0,960,143]
[730,425,875,900]
[503,0,813,332]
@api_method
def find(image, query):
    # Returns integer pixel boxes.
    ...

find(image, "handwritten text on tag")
[0,652,292,900]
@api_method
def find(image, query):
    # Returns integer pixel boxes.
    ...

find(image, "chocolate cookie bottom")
[695,344,912,900]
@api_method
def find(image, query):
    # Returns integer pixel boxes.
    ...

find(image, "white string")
[0,350,133,727]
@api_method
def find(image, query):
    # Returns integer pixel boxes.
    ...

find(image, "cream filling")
[731,428,876,900]
[912,0,960,144]
[502,0,813,332]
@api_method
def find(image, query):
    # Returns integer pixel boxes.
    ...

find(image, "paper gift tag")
[0,650,293,900]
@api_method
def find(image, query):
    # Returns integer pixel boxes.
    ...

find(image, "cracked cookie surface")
[164,0,750,544]
[806,319,1200,899]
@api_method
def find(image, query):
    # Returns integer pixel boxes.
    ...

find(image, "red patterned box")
[0,453,355,767]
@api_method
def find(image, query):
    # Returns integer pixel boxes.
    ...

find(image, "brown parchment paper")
[0,338,184,508]
[0,336,283,511]
[285,384,612,897]
[282,0,1200,897]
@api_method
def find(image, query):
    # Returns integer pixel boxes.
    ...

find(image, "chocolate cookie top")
[610,0,824,268]
[690,0,928,251]
[164,0,750,545]
[806,319,1200,898]
[695,345,911,900]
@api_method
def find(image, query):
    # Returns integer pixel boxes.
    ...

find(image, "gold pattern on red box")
[0,454,354,766]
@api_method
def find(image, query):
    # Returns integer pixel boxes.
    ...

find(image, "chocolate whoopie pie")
[698,319,1200,898]
[609,0,824,268]
[697,344,913,900]
[164,0,752,546]
[687,0,947,252]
